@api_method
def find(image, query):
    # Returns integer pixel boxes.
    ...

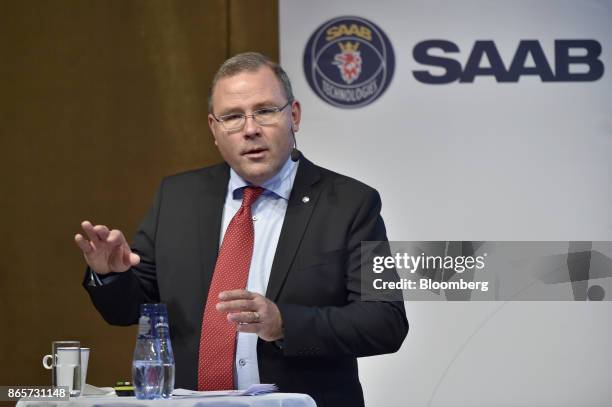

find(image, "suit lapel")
[198,163,229,295]
[266,157,322,301]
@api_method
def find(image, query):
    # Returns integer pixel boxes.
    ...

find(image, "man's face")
[208,66,301,185]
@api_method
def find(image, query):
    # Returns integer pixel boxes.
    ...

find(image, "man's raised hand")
[74,220,140,275]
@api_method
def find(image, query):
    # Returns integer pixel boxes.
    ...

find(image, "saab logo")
[333,42,363,84]
[303,16,395,108]
[413,40,604,83]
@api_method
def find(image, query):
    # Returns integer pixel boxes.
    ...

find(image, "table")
[16,393,317,407]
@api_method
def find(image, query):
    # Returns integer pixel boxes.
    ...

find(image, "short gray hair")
[208,52,294,113]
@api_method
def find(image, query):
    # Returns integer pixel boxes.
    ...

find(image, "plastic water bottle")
[132,306,163,399]
[155,312,175,398]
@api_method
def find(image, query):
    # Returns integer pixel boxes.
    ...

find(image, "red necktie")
[197,186,263,390]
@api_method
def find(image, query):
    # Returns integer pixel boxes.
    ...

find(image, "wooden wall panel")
[0,0,278,391]
[229,0,279,60]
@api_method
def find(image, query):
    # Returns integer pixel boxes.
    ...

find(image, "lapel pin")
[302,196,310,203]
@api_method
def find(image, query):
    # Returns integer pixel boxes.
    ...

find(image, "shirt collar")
[228,157,298,201]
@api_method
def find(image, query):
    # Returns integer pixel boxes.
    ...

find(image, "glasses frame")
[212,101,292,132]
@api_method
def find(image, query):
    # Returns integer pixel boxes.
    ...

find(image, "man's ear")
[290,100,301,132]
[208,114,219,146]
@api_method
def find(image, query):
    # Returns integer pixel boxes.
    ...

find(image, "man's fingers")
[129,253,141,265]
[92,224,110,241]
[81,221,101,243]
[120,247,140,267]
[107,229,127,246]
[216,299,254,312]
[106,244,131,273]
[223,296,283,341]
[122,246,131,266]
[74,234,94,254]
[228,311,262,325]
[218,289,256,301]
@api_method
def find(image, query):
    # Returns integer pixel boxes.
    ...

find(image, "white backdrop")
[280,1,612,406]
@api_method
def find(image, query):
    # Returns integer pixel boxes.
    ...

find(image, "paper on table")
[80,384,116,397]
[172,384,278,398]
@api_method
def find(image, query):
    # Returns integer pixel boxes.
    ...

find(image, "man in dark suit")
[76,52,407,407]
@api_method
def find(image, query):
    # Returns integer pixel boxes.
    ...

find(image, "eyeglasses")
[212,101,291,132]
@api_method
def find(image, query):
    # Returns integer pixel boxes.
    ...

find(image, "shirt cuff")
[87,269,122,287]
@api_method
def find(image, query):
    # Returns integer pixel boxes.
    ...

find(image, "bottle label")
[138,316,151,335]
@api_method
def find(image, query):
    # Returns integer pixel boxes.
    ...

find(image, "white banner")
[281,1,612,406]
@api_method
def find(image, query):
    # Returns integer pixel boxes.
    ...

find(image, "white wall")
[280,1,612,406]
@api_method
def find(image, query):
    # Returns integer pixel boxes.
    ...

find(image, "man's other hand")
[216,289,284,342]
[74,220,140,275]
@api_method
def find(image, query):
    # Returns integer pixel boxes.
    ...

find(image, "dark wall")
[0,0,278,389]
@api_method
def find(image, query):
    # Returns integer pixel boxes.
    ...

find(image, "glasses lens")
[221,114,245,131]
[254,108,282,125]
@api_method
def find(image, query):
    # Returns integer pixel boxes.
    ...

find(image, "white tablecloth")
[16,393,316,407]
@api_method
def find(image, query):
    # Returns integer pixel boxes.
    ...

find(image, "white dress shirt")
[219,157,298,389]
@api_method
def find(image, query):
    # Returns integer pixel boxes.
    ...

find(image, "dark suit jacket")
[84,157,408,407]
